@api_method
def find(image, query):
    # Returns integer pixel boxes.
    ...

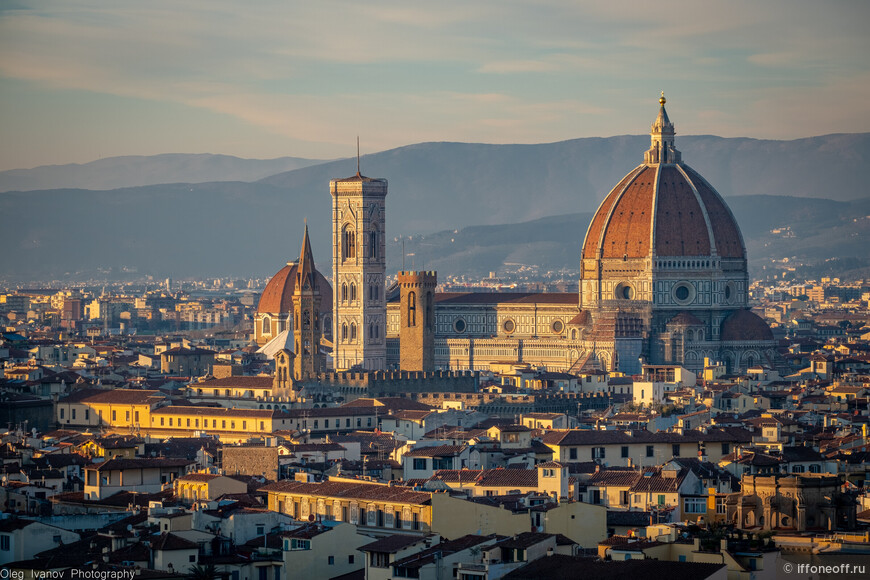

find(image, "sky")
[1,0,869,171]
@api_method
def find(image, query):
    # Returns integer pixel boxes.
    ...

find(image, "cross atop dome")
[644,92,682,165]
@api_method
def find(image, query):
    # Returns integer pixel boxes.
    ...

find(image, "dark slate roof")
[607,510,653,527]
[502,555,725,580]
[359,534,428,553]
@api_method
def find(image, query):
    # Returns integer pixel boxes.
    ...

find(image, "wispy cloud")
[0,0,869,169]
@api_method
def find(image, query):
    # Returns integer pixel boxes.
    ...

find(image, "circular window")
[724,282,735,304]
[615,283,634,300]
[503,319,515,334]
[453,318,467,333]
[552,320,564,334]
[672,282,696,305]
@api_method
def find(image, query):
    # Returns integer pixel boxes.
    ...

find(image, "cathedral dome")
[257,262,332,314]
[720,309,774,342]
[581,96,745,261]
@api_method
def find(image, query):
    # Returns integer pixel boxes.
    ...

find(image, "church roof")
[581,97,745,261]
[257,227,333,314]
[433,292,577,305]
[257,329,295,359]
[720,309,775,342]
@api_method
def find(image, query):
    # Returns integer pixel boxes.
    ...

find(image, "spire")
[296,222,317,293]
[644,92,681,165]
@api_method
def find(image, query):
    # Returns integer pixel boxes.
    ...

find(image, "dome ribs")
[684,166,745,259]
[599,166,656,259]
[582,166,646,259]
[654,166,710,257]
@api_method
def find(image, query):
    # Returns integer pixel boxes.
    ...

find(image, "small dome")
[721,310,774,342]
[257,263,332,314]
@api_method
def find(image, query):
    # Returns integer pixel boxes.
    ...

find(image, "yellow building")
[260,476,607,547]
[148,406,277,443]
[78,436,142,459]
[174,473,248,502]
[56,388,164,429]
[261,477,433,537]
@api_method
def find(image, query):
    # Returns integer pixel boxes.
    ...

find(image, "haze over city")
[2,3,870,580]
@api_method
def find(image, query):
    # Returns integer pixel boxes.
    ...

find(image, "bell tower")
[330,155,387,371]
[293,224,323,380]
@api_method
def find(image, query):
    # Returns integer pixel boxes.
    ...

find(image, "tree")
[188,563,218,580]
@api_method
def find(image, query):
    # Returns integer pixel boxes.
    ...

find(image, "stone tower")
[293,225,323,380]
[330,167,387,371]
[398,271,436,372]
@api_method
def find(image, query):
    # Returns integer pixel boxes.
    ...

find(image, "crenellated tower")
[398,271,437,372]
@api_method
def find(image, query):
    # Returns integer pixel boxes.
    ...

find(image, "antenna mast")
[356,136,361,176]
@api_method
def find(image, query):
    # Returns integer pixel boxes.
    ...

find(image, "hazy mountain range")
[1,133,869,283]
[0,154,327,192]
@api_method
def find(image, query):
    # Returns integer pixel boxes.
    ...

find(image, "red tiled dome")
[582,164,745,260]
[721,310,774,341]
[257,263,332,314]
[582,96,745,262]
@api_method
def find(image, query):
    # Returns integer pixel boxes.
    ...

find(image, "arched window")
[342,323,348,341]
[571,329,577,340]
[350,323,357,340]
[262,316,271,334]
[303,310,310,329]
[369,226,378,258]
[350,283,357,301]
[374,324,379,338]
[342,226,356,259]
[341,283,348,302]
[408,291,416,327]
[369,324,374,339]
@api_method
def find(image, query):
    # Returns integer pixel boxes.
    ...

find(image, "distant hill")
[259,133,870,235]
[0,153,330,192]
[1,134,870,282]
[397,196,870,281]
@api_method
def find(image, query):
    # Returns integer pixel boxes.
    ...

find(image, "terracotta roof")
[589,468,643,487]
[176,473,222,482]
[721,310,774,342]
[476,468,538,488]
[259,479,431,506]
[433,292,576,305]
[85,457,194,471]
[628,468,687,493]
[152,406,274,417]
[257,262,332,314]
[404,444,465,457]
[58,388,165,405]
[161,347,215,356]
[196,376,274,388]
[582,159,744,261]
